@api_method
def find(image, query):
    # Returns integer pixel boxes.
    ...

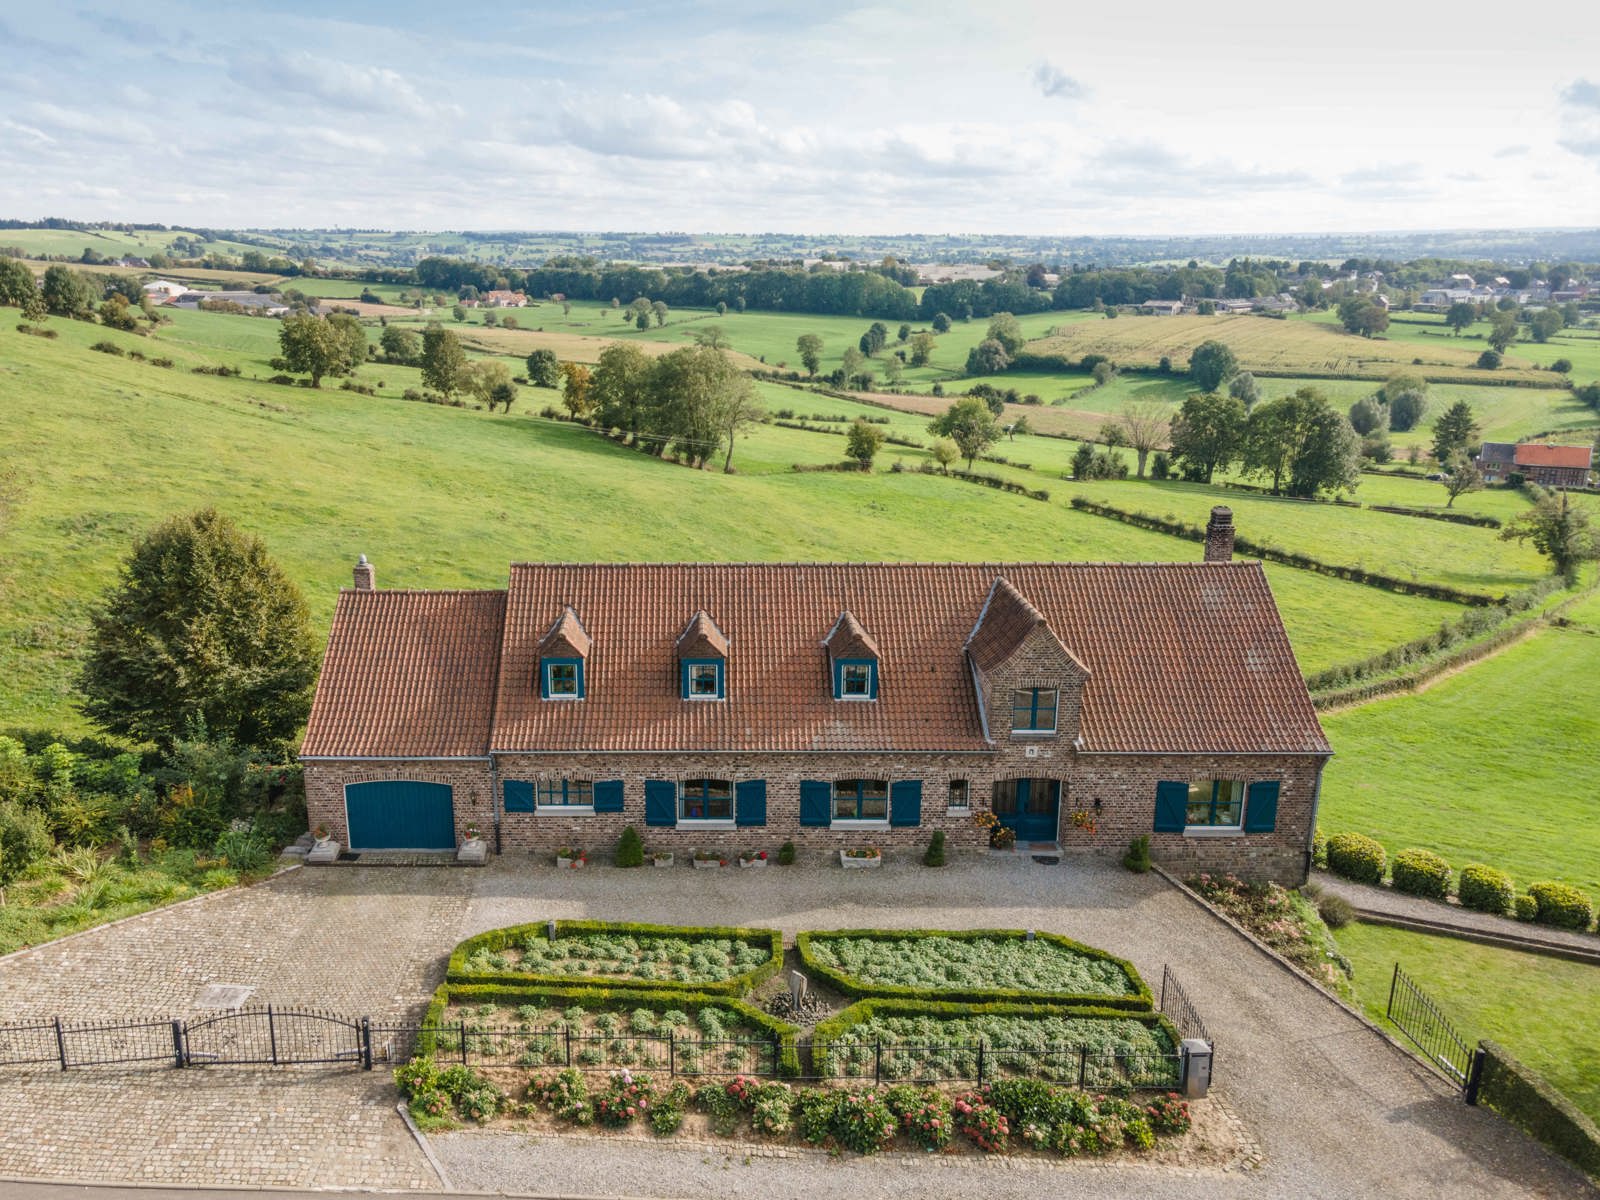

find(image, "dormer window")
[537,605,590,702]
[676,611,729,701]
[823,610,881,703]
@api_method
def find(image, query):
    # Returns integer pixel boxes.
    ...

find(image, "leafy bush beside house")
[1390,848,1452,899]
[1326,832,1387,885]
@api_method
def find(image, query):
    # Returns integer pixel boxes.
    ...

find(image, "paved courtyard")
[0,854,1590,1196]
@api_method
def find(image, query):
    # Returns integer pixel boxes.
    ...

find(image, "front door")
[991,778,1061,843]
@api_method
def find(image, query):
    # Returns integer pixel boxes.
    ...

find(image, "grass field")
[0,314,1472,731]
[4,228,269,260]
[1336,922,1600,1124]
[1305,310,1600,381]
[1317,588,1600,890]
[1024,313,1547,384]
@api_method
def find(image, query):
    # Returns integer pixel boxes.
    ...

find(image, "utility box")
[1181,1038,1213,1099]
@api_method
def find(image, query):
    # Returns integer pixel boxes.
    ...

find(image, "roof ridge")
[504,561,1253,569]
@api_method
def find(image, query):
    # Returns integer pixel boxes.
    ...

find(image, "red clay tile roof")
[965,576,1085,678]
[1513,443,1592,470]
[821,610,880,661]
[676,611,729,659]
[488,563,1328,756]
[538,607,591,658]
[301,590,506,758]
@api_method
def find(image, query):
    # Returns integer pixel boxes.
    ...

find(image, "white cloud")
[1033,62,1086,101]
[229,51,443,120]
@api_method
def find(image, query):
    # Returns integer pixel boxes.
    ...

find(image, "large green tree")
[1501,487,1600,577]
[1444,302,1476,335]
[77,509,318,750]
[1168,391,1247,482]
[0,258,38,308]
[1243,387,1360,496]
[379,325,420,365]
[796,333,824,377]
[985,312,1025,356]
[40,265,93,318]
[647,344,760,471]
[421,324,467,398]
[591,343,655,437]
[525,348,561,388]
[1188,340,1238,392]
[277,312,366,387]
[927,396,1001,470]
[1430,400,1480,465]
[1337,296,1390,338]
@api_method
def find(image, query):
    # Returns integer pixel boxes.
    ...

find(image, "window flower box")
[839,847,882,869]
[556,847,587,869]
[738,850,769,869]
[692,849,729,869]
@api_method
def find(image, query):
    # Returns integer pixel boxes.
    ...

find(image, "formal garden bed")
[446,921,783,994]
[797,928,1150,1008]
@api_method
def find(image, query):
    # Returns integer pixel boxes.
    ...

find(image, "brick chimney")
[352,554,375,590]
[1203,507,1234,563]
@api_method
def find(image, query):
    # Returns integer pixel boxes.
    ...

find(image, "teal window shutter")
[644,780,676,827]
[1243,781,1280,833]
[799,780,831,826]
[735,780,767,827]
[1153,781,1187,832]
[889,780,922,827]
[503,780,534,813]
[593,780,625,814]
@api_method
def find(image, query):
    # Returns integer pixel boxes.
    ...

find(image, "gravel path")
[1314,869,1600,954]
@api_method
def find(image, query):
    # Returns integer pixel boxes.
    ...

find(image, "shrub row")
[1322,837,1595,929]
[1366,504,1502,529]
[422,982,801,1076]
[795,929,1151,1011]
[1478,1040,1600,1179]
[790,461,870,473]
[811,998,1180,1076]
[445,920,784,996]
[949,469,1050,501]
[1307,577,1570,702]
[1068,497,1499,605]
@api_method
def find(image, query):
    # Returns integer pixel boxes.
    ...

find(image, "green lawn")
[1318,593,1600,891]
[1336,922,1600,1124]
[0,315,1468,730]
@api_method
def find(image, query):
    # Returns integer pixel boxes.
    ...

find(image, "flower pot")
[651,854,674,868]
[556,856,586,869]
[692,857,725,869]
[838,850,882,869]
[738,857,768,869]
[306,838,341,865]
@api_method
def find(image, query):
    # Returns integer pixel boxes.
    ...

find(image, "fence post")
[1078,1046,1088,1088]
[361,1018,373,1071]
[1464,1047,1487,1106]
[54,1017,67,1072]
[976,1040,985,1086]
[668,1036,675,1078]
[1160,964,1168,1012]
[268,1005,278,1066]
[770,1035,780,1079]
[874,1040,882,1085]
[459,1020,469,1066]
[172,1019,186,1069]
[564,1026,572,1068]
[1387,962,1399,1020]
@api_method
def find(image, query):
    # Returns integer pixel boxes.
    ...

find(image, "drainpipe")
[1303,760,1327,884]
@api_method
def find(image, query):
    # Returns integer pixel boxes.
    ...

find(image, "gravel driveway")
[0,852,1588,1196]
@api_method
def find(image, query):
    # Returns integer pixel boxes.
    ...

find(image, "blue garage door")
[345,781,456,850]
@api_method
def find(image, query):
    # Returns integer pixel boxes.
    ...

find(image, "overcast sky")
[4,1,1599,237]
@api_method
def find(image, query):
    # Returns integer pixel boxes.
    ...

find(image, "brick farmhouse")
[300,511,1331,882]
[1475,441,1593,489]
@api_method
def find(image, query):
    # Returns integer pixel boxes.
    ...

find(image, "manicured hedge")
[445,920,784,996]
[796,929,1152,1012]
[1326,832,1387,885]
[1458,864,1515,916]
[1525,882,1595,932]
[1514,894,1540,922]
[1478,1039,1600,1179]
[811,998,1179,1076]
[421,981,801,1076]
[1390,849,1452,900]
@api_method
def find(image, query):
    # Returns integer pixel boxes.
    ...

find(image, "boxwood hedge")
[1457,864,1515,916]
[796,928,1152,1012]
[1525,882,1595,932]
[1390,849,1452,900]
[1326,832,1387,885]
[445,920,783,997]
[421,981,801,1076]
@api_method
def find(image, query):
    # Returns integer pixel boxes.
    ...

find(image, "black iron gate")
[182,1007,369,1068]
[1386,963,1475,1088]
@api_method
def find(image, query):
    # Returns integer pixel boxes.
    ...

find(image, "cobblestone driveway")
[0,854,1589,1196]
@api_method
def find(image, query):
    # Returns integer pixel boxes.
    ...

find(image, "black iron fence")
[1386,963,1474,1087]
[1159,965,1213,1048]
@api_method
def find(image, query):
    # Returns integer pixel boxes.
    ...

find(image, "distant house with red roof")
[299,510,1329,882]
[1477,442,1593,489]
[482,290,528,307]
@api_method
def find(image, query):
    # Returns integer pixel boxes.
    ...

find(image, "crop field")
[1023,313,1546,383]
[1337,922,1600,1124]
[1317,586,1600,890]
[1305,310,1600,380]
[0,314,1469,730]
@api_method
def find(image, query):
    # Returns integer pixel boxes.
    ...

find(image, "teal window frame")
[681,658,725,700]
[1011,687,1058,733]
[1186,780,1244,828]
[678,778,733,822]
[536,779,593,809]
[832,778,889,821]
[833,657,878,701]
[540,657,584,699]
